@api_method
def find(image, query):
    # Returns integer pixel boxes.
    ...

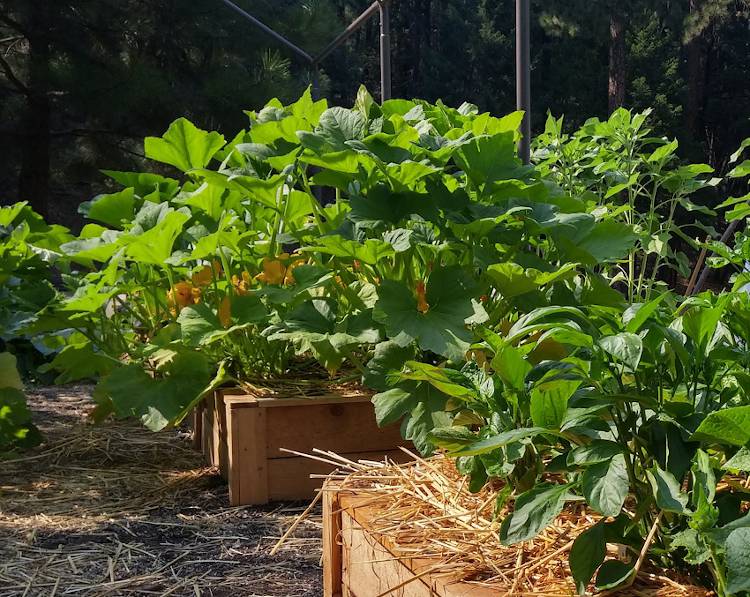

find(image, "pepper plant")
[535,109,720,302]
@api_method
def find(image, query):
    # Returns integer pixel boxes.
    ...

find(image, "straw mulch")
[0,386,322,596]
[307,449,711,597]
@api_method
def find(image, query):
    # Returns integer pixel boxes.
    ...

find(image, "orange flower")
[353,259,362,271]
[255,258,286,285]
[192,261,221,287]
[232,271,252,295]
[283,258,307,285]
[167,281,194,309]
[218,296,231,328]
[415,280,429,313]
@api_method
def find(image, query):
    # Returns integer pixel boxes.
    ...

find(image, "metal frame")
[218,0,391,101]
[516,0,531,164]
[218,0,531,160]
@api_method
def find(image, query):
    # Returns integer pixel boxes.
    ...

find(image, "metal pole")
[217,0,314,64]
[516,0,531,164]
[316,2,381,63]
[311,63,321,100]
[377,1,392,101]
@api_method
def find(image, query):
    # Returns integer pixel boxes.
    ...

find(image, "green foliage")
[32,88,643,434]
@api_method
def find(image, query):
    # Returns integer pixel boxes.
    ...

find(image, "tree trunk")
[685,0,709,140]
[18,5,51,218]
[608,10,626,113]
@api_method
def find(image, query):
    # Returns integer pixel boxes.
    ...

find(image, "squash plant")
[0,202,71,450]
[37,87,637,438]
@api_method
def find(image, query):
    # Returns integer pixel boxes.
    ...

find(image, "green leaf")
[594,560,634,591]
[726,528,750,594]
[499,483,572,544]
[530,379,580,429]
[372,387,415,427]
[647,465,689,514]
[582,454,629,517]
[123,210,190,265]
[0,387,41,451]
[304,236,394,265]
[670,529,711,565]
[455,133,519,185]
[729,160,750,179]
[624,293,668,333]
[363,341,415,392]
[570,522,606,595]
[428,426,477,451]
[373,266,487,362]
[315,107,367,148]
[0,352,23,389]
[692,406,750,446]
[79,188,136,229]
[486,263,539,298]
[453,427,548,457]
[567,441,623,466]
[145,118,225,172]
[723,447,750,472]
[100,352,211,431]
[730,138,750,163]
[177,304,222,347]
[398,362,477,401]
[43,343,115,384]
[598,333,643,370]
[648,140,678,163]
[691,449,716,505]
[575,221,638,263]
[483,329,530,391]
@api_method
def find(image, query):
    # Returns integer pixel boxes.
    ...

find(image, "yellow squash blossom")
[255,257,286,285]
[167,281,194,309]
[415,280,429,313]
[192,260,221,287]
[218,296,231,328]
[283,258,307,286]
[232,271,252,295]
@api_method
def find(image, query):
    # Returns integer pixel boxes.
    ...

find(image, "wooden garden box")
[323,486,494,597]
[194,384,409,506]
[322,477,712,597]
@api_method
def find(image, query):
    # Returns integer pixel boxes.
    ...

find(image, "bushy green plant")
[34,87,637,438]
[535,109,720,302]
[0,202,70,450]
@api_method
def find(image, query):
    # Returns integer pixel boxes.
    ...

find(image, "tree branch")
[0,13,27,37]
[0,53,28,95]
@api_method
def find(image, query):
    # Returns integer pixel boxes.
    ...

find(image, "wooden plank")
[191,401,203,451]
[226,401,268,506]
[341,510,433,597]
[266,401,405,458]
[201,396,219,468]
[337,491,497,597]
[214,391,229,479]
[267,449,410,502]
[252,393,371,408]
[323,490,343,597]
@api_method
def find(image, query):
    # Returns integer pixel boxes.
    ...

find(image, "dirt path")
[0,386,322,596]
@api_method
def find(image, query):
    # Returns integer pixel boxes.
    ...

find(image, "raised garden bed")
[320,457,710,597]
[196,382,409,505]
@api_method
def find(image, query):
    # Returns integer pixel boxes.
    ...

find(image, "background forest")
[1,0,749,230]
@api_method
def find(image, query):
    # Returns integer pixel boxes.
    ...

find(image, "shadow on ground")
[0,386,322,596]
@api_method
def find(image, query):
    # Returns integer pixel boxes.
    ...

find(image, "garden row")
[2,86,750,595]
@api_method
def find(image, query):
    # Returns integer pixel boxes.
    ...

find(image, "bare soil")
[0,386,322,596]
